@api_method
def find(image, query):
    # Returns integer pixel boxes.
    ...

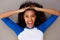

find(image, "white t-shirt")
[18,27,43,40]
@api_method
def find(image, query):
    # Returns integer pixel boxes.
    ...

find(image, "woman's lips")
[28,22,33,26]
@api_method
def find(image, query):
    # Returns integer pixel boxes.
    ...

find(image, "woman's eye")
[32,15,36,17]
[25,16,28,18]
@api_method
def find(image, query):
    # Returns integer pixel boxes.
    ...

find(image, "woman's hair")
[18,2,47,28]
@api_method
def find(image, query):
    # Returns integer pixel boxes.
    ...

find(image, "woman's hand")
[0,7,30,18]
[32,7,42,11]
[33,7,60,16]
[18,7,30,13]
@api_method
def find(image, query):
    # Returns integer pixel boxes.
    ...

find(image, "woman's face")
[24,10,36,28]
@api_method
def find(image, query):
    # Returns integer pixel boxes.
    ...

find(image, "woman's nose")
[29,17,32,21]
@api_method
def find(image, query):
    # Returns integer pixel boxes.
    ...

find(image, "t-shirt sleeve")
[37,15,58,33]
[1,17,23,35]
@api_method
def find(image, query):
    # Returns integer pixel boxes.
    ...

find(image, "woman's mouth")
[28,22,33,26]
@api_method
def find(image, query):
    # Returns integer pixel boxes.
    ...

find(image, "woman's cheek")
[24,18,28,24]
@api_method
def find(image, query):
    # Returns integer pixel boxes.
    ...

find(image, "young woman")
[0,2,60,40]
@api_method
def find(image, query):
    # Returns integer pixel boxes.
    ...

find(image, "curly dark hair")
[18,2,47,28]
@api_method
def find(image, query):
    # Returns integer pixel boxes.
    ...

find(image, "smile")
[28,22,33,25]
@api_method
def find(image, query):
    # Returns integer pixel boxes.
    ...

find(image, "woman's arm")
[33,7,60,16]
[1,17,23,35]
[37,15,58,33]
[0,7,29,35]
[33,7,59,33]
[0,7,29,18]
[0,8,26,35]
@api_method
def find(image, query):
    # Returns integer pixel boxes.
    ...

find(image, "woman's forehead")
[24,10,36,15]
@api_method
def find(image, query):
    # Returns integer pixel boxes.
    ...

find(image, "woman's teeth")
[28,22,33,25]
[28,22,33,26]
[29,22,32,24]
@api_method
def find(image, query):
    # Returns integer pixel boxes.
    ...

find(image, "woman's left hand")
[32,7,43,11]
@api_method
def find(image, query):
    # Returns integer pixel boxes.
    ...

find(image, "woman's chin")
[27,25,33,28]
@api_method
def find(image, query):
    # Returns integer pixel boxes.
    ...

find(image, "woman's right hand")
[0,7,30,18]
[18,7,30,13]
